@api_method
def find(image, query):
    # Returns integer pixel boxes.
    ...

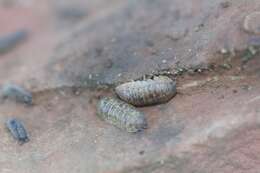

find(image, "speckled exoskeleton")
[1,84,32,105]
[115,76,176,106]
[6,118,29,144]
[97,97,147,133]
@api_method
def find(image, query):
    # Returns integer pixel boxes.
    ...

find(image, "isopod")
[1,84,33,105]
[6,118,29,144]
[115,76,176,106]
[0,29,28,54]
[97,97,147,133]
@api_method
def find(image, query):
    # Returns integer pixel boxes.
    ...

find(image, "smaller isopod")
[6,118,29,144]
[0,29,28,54]
[97,97,147,133]
[1,84,33,105]
[115,75,176,106]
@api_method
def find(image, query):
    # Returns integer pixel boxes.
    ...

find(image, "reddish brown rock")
[0,0,260,173]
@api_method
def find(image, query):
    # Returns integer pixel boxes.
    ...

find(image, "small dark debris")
[151,50,158,55]
[6,118,29,144]
[72,87,82,96]
[95,47,103,57]
[145,40,154,47]
[232,89,238,94]
[139,150,145,155]
[220,1,231,8]
[103,59,113,69]
[195,23,205,32]
[218,95,225,99]
[241,46,258,63]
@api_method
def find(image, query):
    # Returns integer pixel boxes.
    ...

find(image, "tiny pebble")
[139,150,145,155]
[160,160,165,165]
[220,48,228,54]
[220,1,231,8]
[75,90,81,95]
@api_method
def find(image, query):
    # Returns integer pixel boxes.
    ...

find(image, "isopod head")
[97,97,147,133]
[115,76,176,106]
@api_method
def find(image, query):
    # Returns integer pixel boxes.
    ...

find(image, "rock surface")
[0,0,259,173]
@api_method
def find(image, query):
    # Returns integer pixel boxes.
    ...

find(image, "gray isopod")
[1,84,32,105]
[97,97,147,133]
[6,118,29,144]
[115,76,176,106]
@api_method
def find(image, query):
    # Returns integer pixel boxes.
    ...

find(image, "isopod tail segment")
[115,75,177,107]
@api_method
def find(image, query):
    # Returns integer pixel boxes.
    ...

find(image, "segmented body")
[6,118,29,144]
[115,76,176,106]
[97,97,147,133]
[2,84,32,105]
